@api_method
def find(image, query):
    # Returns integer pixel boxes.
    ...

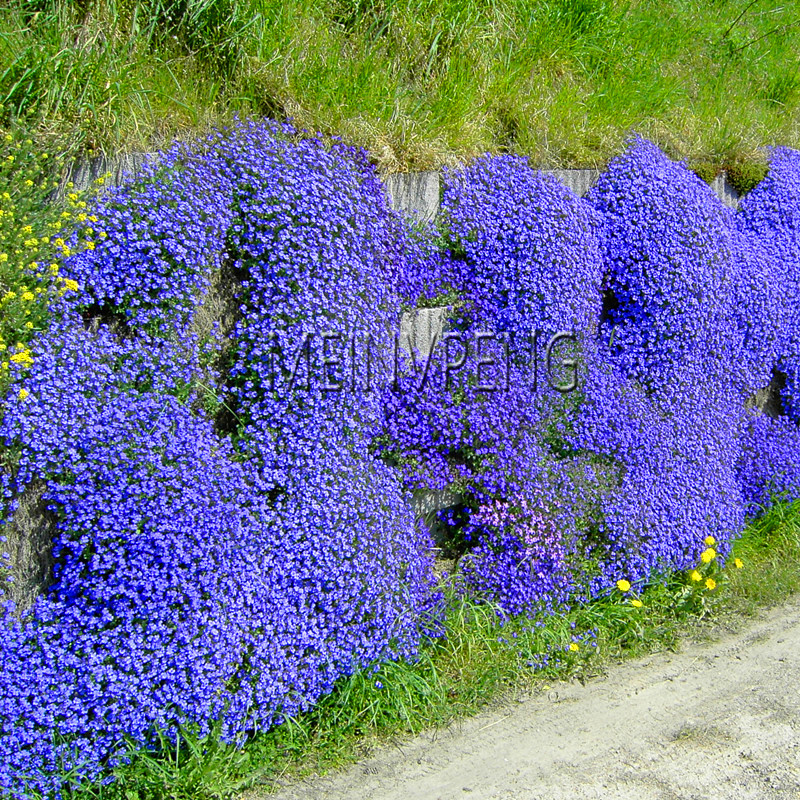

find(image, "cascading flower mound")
[0,124,799,796]
[0,121,439,797]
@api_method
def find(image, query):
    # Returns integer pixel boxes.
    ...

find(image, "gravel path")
[248,598,800,800]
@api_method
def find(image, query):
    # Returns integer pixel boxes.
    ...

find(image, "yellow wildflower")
[3,291,16,301]
[700,548,716,564]
[62,279,79,292]
[10,351,32,366]
[18,388,29,400]
[705,578,717,591]
[5,155,13,164]
[24,322,32,329]
[85,241,95,250]
[21,225,32,235]
[89,215,98,223]
[704,535,716,546]
[24,179,33,188]
[631,598,643,608]
[734,557,744,569]
[2,192,9,200]
[0,253,7,262]
[49,263,58,276]
[3,134,11,143]
[21,291,34,301]
[569,642,580,652]
[616,579,631,593]
[689,569,702,582]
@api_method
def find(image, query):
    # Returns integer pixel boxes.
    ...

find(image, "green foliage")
[692,162,720,186]
[0,0,798,168]
[0,126,104,390]
[723,159,769,197]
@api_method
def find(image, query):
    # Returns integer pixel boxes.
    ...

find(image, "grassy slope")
[1,0,798,172]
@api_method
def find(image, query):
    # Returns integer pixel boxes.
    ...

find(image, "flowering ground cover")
[0,120,799,797]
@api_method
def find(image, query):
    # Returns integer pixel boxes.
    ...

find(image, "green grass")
[61,499,800,800]
[1,0,799,172]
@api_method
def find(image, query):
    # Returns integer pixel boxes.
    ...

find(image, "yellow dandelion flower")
[569,642,579,652]
[631,598,643,608]
[616,579,631,593]
[705,578,717,591]
[700,548,716,564]
[704,535,716,546]
[21,291,34,301]
[24,322,33,329]
[734,558,744,569]
[689,569,702,582]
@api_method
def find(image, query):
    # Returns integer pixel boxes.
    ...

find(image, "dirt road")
[254,598,800,800]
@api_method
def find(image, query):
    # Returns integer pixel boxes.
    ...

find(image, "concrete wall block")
[400,307,450,359]
[60,152,155,197]
[412,488,462,518]
[384,171,441,222]
[1,482,56,614]
[711,172,740,210]
[541,168,602,197]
